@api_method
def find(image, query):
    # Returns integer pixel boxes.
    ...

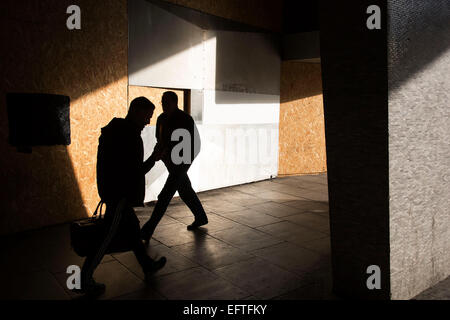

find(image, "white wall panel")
[202,90,280,125]
[129,0,204,89]
[142,124,279,202]
[130,0,282,202]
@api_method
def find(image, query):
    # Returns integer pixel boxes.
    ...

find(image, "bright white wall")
[128,0,204,89]
[142,124,279,202]
[129,0,281,201]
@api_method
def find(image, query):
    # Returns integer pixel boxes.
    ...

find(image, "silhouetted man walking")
[77,97,166,296]
[141,91,208,244]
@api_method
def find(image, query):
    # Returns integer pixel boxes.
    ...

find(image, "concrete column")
[319,0,390,299]
[388,0,450,300]
[320,0,450,299]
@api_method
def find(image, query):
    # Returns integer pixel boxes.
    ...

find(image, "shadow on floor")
[0,174,341,300]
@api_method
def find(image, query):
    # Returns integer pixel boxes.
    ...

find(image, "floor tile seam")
[47,270,73,300]
[207,211,286,230]
[209,256,317,299]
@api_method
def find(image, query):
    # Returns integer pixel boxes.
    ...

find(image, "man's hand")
[150,143,167,161]
[143,144,165,174]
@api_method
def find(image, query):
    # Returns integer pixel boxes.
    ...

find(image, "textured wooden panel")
[278,61,327,175]
[128,86,185,126]
[0,0,128,235]
[163,0,283,31]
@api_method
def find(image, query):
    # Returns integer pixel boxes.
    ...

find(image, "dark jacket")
[156,109,200,172]
[96,118,154,207]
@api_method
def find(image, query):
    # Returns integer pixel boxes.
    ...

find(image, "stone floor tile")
[152,221,209,247]
[113,244,198,279]
[202,199,248,214]
[257,221,328,244]
[93,260,146,300]
[0,270,70,300]
[298,237,332,256]
[164,204,196,219]
[273,282,338,300]
[250,201,302,218]
[137,214,179,228]
[254,190,304,203]
[282,199,329,214]
[220,190,270,206]
[283,213,330,234]
[230,183,274,195]
[112,287,167,300]
[295,190,329,202]
[171,236,254,270]
[216,209,282,228]
[210,225,284,252]
[251,242,331,275]
[213,257,313,299]
[148,267,250,300]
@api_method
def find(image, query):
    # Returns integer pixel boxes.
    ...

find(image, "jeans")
[80,201,153,286]
[141,164,207,238]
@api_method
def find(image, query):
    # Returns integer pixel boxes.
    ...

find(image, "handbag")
[70,201,107,257]
[70,200,133,257]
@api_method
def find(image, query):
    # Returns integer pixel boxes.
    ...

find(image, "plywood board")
[0,0,128,235]
[278,61,327,175]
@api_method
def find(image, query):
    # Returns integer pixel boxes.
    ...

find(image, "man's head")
[161,91,179,115]
[127,97,155,131]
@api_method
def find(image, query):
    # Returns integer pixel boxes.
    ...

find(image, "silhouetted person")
[77,97,166,296]
[140,91,208,244]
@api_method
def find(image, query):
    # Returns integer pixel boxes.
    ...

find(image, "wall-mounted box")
[6,93,71,152]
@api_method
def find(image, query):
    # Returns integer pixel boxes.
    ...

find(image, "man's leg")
[120,207,167,276]
[177,171,208,228]
[140,172,180,242]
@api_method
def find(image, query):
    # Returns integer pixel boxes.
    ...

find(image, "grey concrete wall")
[388,0,450,300]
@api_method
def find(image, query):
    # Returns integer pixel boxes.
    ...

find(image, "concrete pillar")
[319,0,390,299]
[319,0,450,299]
[388,0,450,299]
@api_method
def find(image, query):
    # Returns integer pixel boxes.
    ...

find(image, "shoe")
[144,257,167,281]
[187,217,208,230]
[72,278,106,297]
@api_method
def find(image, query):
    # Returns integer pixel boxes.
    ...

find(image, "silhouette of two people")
[78,92,207,296]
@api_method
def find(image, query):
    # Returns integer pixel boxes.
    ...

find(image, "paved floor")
[413,276,450,300]
[1,172,449,300]
[0,174,337,300]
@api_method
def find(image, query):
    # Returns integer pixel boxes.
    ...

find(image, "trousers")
[142,164,207,237]
[80,200,153,285]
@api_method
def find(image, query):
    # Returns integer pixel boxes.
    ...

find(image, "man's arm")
[142,143,166,174]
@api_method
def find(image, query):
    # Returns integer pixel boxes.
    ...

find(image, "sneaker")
[144,256,167,281]
[72,278,106,297]
[187,217,208,230]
